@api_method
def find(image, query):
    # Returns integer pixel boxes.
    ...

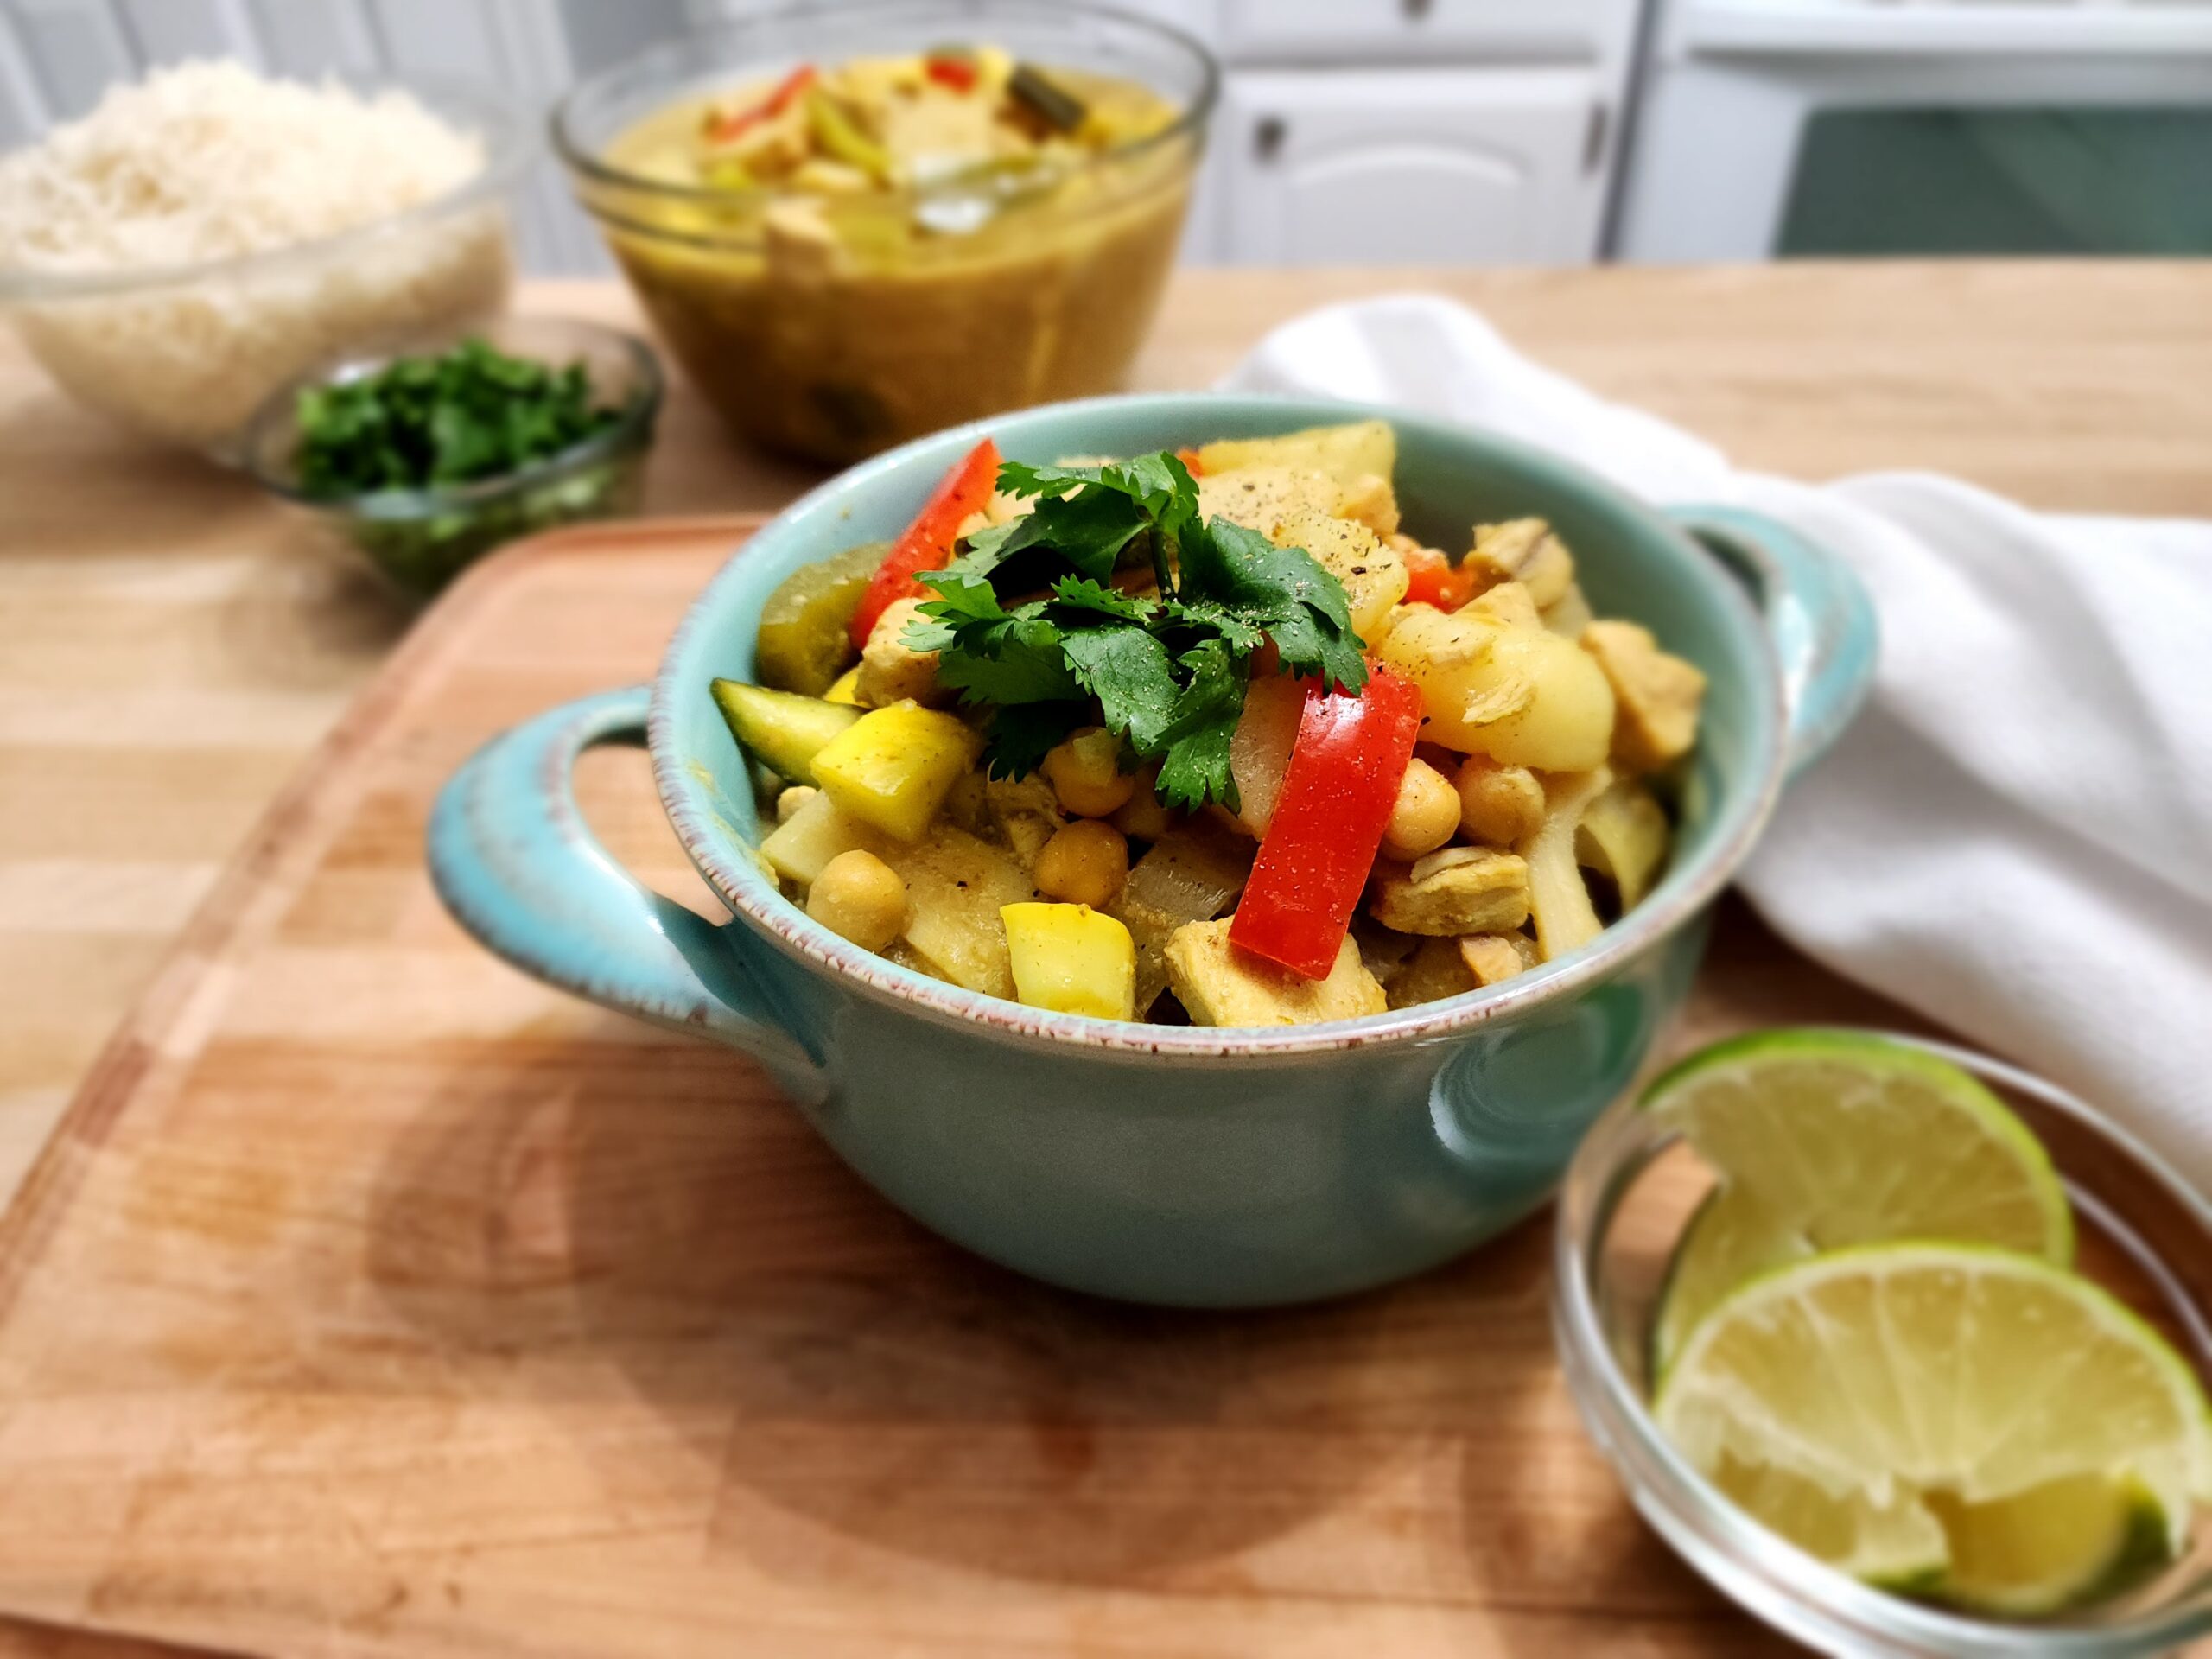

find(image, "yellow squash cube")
[1000,903,1136,1020]
[810,700,982,842]
[822,665,865,706]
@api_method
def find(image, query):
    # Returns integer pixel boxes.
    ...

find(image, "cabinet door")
[1217,68,1608,266]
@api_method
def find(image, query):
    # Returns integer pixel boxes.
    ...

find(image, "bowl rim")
[549,0,1220,228]
[238,314,664,516]
[0,72,532,306]
[646,390,1794,1062]
[1551,1029,2212,1656]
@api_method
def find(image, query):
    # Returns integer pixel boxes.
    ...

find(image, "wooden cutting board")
[0,517,1927,1659]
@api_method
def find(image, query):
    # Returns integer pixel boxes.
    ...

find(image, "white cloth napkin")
[1224,295,2212,1192]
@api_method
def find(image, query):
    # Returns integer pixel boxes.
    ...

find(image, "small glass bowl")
[0,74,529,461]
[1553,1030,2212,1657]
[243,315,663,600]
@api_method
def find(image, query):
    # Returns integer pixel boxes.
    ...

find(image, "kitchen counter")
[3,261,2211,1217]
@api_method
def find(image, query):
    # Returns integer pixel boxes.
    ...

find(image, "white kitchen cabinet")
[1221,0,1632,67]
[1214,68,1611,265]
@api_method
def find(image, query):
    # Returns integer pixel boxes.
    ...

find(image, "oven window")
[1777,107,2212,256]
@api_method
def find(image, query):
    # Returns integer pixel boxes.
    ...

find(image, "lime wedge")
[1656,1243,2212,1614]
[1645,1031,2073,1375]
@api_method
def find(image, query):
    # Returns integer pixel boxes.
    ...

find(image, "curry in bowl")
[558,19,1206,461]
[710,420,1707,1027]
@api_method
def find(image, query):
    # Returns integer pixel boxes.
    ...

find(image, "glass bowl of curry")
[553,1,1217,466]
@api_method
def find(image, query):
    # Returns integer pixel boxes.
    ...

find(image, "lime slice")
[1645,1031,2073,1375]
[1656,1243,2212,1614]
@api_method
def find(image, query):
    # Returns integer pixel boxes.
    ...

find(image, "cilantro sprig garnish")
[901,451,1366,810]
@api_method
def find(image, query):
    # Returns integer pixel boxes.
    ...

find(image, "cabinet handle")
[1254,115,1286,162]
[1583,100,1610,175]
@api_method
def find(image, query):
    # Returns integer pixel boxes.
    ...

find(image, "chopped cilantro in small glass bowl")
[245,315,661,598]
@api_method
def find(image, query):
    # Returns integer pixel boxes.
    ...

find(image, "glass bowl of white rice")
[0,60,530,461]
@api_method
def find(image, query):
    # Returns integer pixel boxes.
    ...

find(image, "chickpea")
[1041,726,1135,818]
[775,785,817,824]
[1109,767,1176,841]
[807,849,907,950]
[1454,755,1547,847]
[1033,819,1130,909]
[1380,757,1460,861]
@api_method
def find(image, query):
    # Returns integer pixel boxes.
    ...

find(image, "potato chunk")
[1336,472,1401,537]
[1196,465,1341,535]
[1371,604,1524,747]
[1466,518,1575,608]
[1459,933,1536,988]
[1468,629,1616,772]
[882,825,1035,998]
[760,789,889,886]
[1368,848,1532,937]
[1581,620,1708,774]
[1270,506,1408,643]
[856,596,952,709]
[1467,581,1542,632]
[1195,419,1395,489]
[1164,918,1385,1027]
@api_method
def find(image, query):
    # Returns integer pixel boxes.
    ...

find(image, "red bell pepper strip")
[1401,543,1478,612]
[1229,667,1424,980]
[703,64,817,144]
[925,53,978,92]
[848,436,1001,649]
[1173,445,1205,477]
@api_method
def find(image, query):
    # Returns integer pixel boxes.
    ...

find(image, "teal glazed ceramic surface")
[429,393,1877,1307]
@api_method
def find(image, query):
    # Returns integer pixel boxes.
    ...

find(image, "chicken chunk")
[856,596,952,709]
[1368,848,1532,937]
[1580,620,1707,773]
[1453,756,1547,848]
[1164,919,1386,1027]
[1466,518,1575,608]
[1458,933,1536,988]
[1386,937,1475,1009]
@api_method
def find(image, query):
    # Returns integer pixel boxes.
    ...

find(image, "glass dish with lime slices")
[1554,1029,2212,1656]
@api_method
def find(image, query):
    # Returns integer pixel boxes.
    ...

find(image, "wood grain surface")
[0,515,1950,1659]
[8,264,2212,1220]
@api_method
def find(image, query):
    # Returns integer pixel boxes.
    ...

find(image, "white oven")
[1616,0,2212,259]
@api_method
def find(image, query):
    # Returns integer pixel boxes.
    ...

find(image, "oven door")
[1617,7,2212,261]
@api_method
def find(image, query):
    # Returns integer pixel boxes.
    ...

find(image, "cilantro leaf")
[1048,576,1157,622]
[1150,638,1246,812]
[903,448,1369,810]
[1061,624,1179,749]
[999,453,1199,593]
[987,485,1150,588]
[1178,518,1368,693]
[909,573,1081,704]
[983,701,1091,780]
[1159,594,1265,655]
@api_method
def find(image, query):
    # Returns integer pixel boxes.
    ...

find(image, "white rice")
[0,60,514,452]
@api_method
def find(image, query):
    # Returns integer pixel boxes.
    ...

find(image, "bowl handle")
[1667,505,1878,779]
[428,685,821,1091]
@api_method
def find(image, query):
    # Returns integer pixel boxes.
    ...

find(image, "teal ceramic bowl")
[429,392,1876,1307]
